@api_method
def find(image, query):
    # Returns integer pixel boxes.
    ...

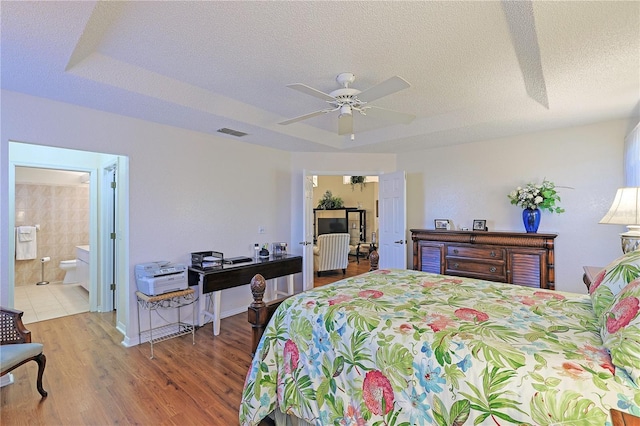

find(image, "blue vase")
[522,208,541,233]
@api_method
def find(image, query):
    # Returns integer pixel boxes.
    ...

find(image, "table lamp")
[599,187,640,253]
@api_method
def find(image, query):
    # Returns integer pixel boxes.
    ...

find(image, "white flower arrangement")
[508,179,565,213]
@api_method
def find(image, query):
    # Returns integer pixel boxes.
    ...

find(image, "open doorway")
[13,167,90,323]
[8,142,128,332]
[311,175,379,288]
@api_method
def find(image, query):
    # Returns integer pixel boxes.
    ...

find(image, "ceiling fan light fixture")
[339,105,352,117]
[281,73,413,135]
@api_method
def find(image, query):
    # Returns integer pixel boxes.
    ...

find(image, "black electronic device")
[317,218,348,235]
[224,256,253,265]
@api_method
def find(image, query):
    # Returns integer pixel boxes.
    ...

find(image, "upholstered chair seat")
[0,307,48,397]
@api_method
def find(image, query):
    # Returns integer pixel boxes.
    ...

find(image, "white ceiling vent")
[217,128,248,137]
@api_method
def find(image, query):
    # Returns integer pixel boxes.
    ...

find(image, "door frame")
[7,142,129,333]
[302,170,381,289]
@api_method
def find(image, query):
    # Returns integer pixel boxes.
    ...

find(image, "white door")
[378,171,407,269]
[302,172,315,290]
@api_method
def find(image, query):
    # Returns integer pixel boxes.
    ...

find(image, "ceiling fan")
[278,73,416,136]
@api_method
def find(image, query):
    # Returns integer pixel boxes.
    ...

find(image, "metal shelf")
[136,288,196,359]
[138,323,194,345]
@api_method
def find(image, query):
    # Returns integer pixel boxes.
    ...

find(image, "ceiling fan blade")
[338,113,353,136]
[356,76,411,103]
[501,0,549,108]
[286,83,336,101]
[365,106,416,124]
[279,109,331,125]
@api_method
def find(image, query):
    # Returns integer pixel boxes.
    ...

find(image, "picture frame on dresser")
[434,219,451,230]
[473,219,487,231]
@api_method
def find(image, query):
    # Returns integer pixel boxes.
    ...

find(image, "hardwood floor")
[1,259,369,425]
[314,256,371,287]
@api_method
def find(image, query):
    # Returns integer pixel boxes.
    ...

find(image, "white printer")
[135,261,188,296]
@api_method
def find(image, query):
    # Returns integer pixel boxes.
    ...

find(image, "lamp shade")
[599,187,640,225]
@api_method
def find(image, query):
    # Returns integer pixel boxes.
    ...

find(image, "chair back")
[315,233,351,272]
[0,307,31,344]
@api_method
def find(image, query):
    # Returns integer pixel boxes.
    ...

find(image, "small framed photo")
[473,219,487,231]
[434,219,451,230]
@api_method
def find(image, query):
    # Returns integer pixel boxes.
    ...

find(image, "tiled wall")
[15,184,89,286]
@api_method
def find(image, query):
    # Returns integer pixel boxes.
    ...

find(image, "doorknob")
[394,240,405,244]
[299,241,312,246]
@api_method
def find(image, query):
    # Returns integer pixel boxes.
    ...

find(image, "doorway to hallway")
[310,175,379,289]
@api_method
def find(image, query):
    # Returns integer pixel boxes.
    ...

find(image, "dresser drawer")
[447,245,505,260]
[445,258,506,281]
[418,243,443,274]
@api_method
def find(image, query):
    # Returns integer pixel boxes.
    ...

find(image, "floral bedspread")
[240,269,640,425]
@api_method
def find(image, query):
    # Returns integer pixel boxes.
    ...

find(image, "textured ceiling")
[2,1,639,153]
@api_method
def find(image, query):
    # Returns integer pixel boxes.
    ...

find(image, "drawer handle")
[453,263,459,269]
[489,267,497,273]
[453,249,459,254]
[490,251,496,257]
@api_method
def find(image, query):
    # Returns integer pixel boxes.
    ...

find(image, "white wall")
[1,90,293,343]
[398,119,630,294]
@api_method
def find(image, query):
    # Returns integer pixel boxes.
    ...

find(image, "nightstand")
[611,408,640,426]
[582,266,603,291]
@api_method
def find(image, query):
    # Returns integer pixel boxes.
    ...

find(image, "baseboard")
[121,304,248,347]
[221,305,248,319]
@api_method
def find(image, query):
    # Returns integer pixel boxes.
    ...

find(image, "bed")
[240,254,640,425]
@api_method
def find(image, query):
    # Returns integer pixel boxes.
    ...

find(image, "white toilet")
[59,260,78,284]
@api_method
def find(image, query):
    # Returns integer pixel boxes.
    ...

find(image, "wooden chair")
[0,307,48,397]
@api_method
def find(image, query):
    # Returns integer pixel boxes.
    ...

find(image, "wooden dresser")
[411,229,557,290]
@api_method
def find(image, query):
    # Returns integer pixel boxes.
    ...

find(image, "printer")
[135,261,188,296]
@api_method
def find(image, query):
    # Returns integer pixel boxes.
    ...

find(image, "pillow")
[600,277,640,386]
[590,250,640,320]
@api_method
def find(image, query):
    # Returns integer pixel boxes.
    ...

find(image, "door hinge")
[110,283,116,290]
[110,232,116,240]
[111,181,116,189]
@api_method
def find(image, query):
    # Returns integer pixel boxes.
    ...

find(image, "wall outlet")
[258,226,265,234]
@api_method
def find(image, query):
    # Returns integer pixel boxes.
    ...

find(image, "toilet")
[59,260,78,284]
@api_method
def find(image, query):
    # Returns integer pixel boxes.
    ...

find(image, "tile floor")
[13,282,89,324]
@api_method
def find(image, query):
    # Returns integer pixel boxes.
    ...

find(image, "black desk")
[188,255,302,335]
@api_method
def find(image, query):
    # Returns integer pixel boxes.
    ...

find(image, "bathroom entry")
[8,142,129,332]
[13,167,90,323]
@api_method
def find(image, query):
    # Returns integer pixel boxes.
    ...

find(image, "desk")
[188,255,302,335]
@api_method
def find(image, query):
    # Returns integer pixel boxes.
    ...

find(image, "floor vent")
[217,128,248,137]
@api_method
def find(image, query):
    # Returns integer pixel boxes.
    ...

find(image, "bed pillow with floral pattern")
[589,250,640,321]
[600,277,640,387]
